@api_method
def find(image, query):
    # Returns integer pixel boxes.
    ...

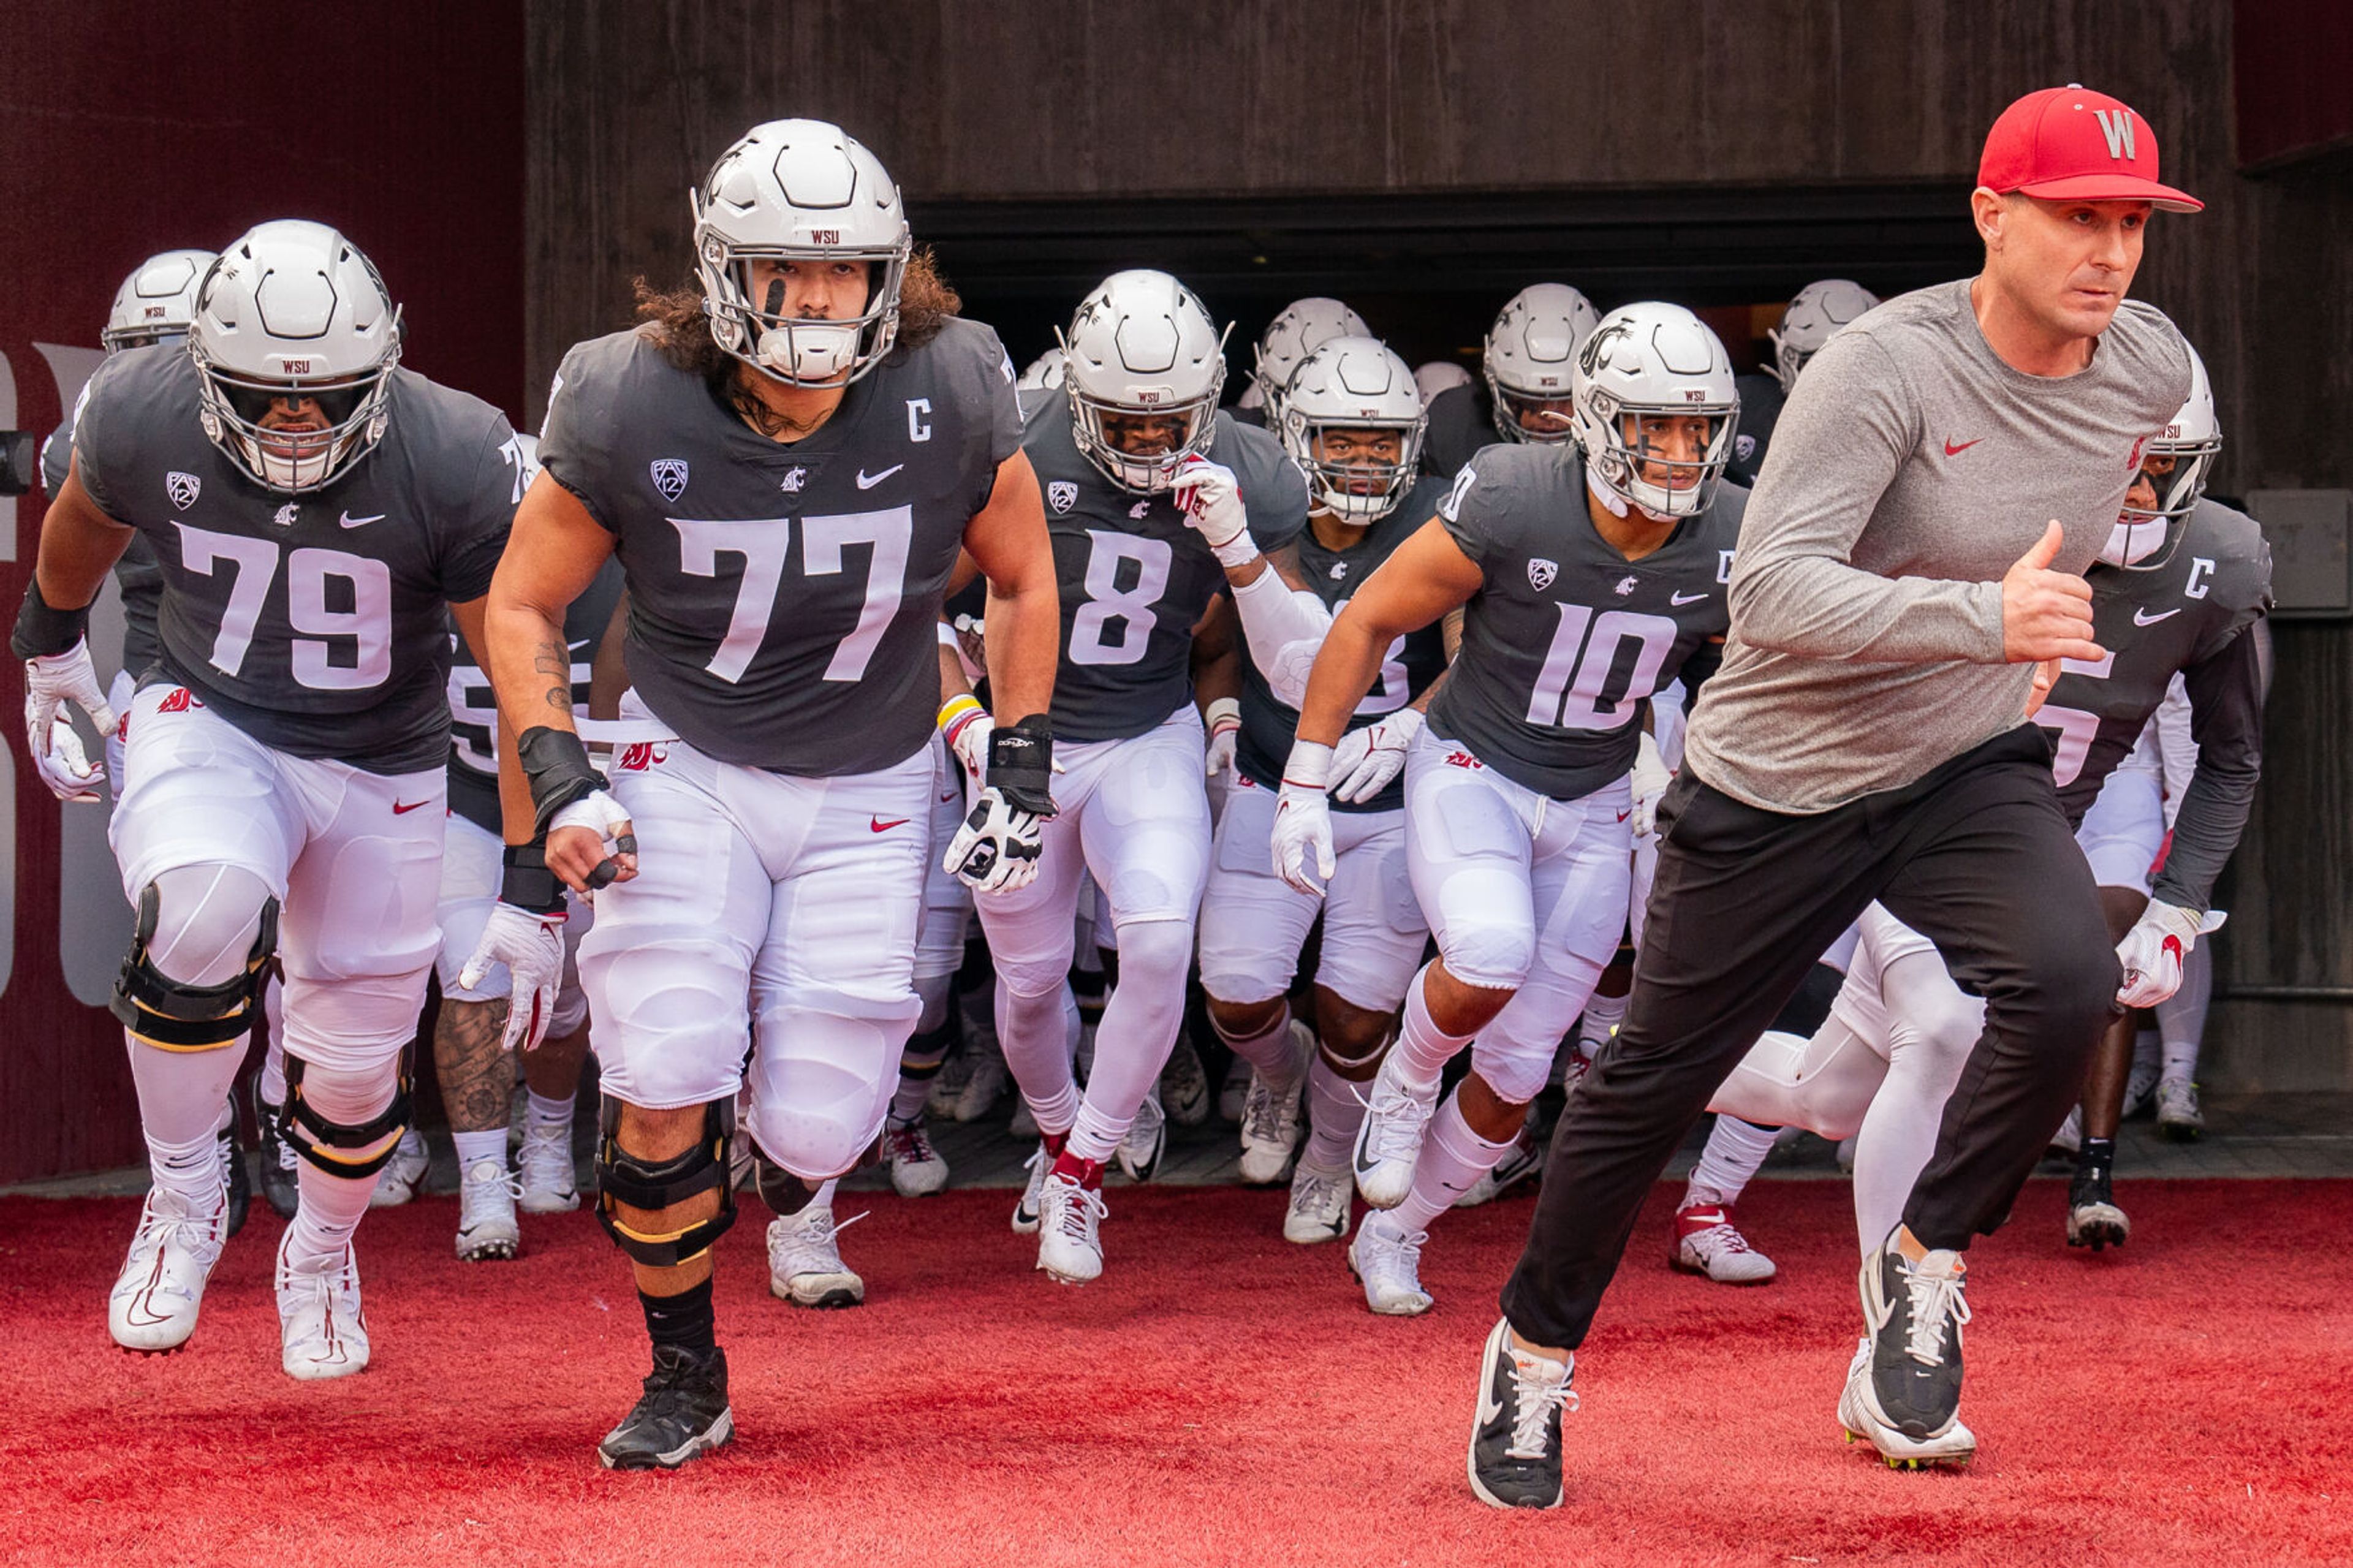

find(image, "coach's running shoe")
[1011,1141,1052,1234]
[954,1046,1010,1124]
[256,1097,301,1220]
[2156,1077,2204,1141]
[1671,1199,1778,1284]
[2065,1161,2130,1252]
[1353,1055,1441,1210]
[1838,1335,1976,1468]
[517,1121,581,1213]
[1238,1032,1311,1185]
[1467,1317,1575,1510]
[1117,1084,1167,1183]
[1284,1156,1352,1244]
[767,1205,865,1308]
[1219,1051,1251,1124]
[883,1115,949,1197]
[1036,1159,1108,1285]
[599,1344,733,1471]
[108,1184,229,1352]
[275,1235,369,1381]
[1347,1211,1433,1316]
[455,1156,522,1262]
[1162,1034,1213,1127]
[1454,1121,1545,1208]
[1854,1228,1971,1463]
[368,1126,431,1207]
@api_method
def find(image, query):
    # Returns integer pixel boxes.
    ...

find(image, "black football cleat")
[598,1344,734,1471]
[257,1097,301,1221]
[1466,1317,1575,1509]
[220,1105,253,1240]
[2065,1160,2130,1252]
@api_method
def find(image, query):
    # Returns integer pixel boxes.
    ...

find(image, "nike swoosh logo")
[870,815,909,833]
[392,800,431,815]
[1616,809,1631,823]
[2134,607,2181,626]
[856,465,903,490]
[339,512,385,528]
[1670,591,1708,605]
[1477,1374,1508,1430]
[1942,439,1982,458]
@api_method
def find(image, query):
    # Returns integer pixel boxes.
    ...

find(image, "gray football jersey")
[537,319,1022,776]
[47,400,165,679]
[1725,372,1784,488]
[446,558,626,836]
[1419,382,1493,478]
[72,345,523,774]
[1430,444,1742,800]
[2041,498,2270,907]
[1025,391,1308,741]
[1234,474,1452,814]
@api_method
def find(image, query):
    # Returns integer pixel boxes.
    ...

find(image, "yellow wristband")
[937,694,984,734]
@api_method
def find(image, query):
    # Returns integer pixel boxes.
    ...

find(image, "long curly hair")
[631,248,961,380]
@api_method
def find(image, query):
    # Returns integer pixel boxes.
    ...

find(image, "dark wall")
[0,1,526,1181]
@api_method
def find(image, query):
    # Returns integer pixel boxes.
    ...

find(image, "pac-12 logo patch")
[1526,558,1558,592]
[165,471,202,510]
[1047,480,1078,514]
[650,459,689,502]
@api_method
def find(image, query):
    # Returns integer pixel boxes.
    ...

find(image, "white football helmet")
[2100,343,2221,569]
[190,222,401,494]
[1251,297,1371,416]
[691,119,911,387]
[1767,279,1879,388]
[1017,347,1066,392]
[1413,360,1473,404]
[1485,283,1602,444]
[1571,303,1739,519]
[103,250,216,352]
[1057,270,1230,494]
[1279,336,1426,524]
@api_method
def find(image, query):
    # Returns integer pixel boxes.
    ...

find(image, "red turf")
[1,1178,2345,1566]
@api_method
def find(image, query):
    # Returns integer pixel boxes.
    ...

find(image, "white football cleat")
[367,1126,431,1207]
[516,1121,581,1213]
[925,1051,975,1119]
[1218,1052,1251,1124]
[1117,1083,1167,1183]
[767,1205,865,1308]
[454,1156,522,1262]
[276,1234,371,1381]
[1011,1141,1051,1234]
[2156,1077,2204,1141]
[1036,1170,1107,1285]
[1237,1023,1312,1185]
[954,1048,1010,1124]
[1670,1200,1777,1284]
[1347,1212,1433,1316]
[883,1115,950,1197]
[1283,1156,1352,1245]
[1453,1122,1545,1209]
[1352,1055,1441,1210]
[108,1184,229,1353]
[1161,1034,1213,1127]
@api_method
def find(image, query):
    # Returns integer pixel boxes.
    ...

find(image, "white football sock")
[1395,964,1476,1090]
[1389,1089,1516,1234]
[1576,990,1629,1058]
[452,1128,507,1172]
[284,1064,398,1271]
[127,1037,243,1205]
[1211,1002,1300,1089]
[1068,918,1190,1163]
[1686,1115,1777,1208]
[2157,942,2211,1082]
[1303,1055,1371,1168]
[526,1089,574,1128]
[998,981,1083,1137]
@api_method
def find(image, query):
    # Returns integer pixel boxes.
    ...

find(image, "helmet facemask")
[1575,397,1737,520]
[1487,379,1580,446]
[2099,431,2222,570]
[1061,356,1226,494]
[694,205,911,389]
[193,318,400,494]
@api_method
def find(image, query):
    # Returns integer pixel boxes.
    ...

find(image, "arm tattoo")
[532,632,571,713]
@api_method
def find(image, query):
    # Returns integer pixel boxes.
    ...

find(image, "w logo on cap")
[2094,108,2137,161]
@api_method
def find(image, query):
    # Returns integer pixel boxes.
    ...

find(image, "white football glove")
[1330,707,1422,804]
[2115,901,2219,1009]
[1629,730,1673,839]
[950,613,988,684]
[24,642,118,803]
[1204,697,1241,782]
[1270,741,1338,896]
[457,903,568,1053]
[550,789,637,890]
[943,786,1047,895]
[1267,634,1325,711]
[1173,456,1258,568]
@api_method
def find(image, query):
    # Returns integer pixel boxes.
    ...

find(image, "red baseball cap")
[1978,85,2202,213]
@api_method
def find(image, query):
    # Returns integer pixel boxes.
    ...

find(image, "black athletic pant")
[1499,725,2118,1350]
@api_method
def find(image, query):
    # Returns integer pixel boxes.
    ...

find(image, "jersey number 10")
[1525,604,1678,730]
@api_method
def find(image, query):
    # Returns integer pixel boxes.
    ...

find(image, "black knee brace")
[898,1013,960,1079]
[110,885,279,1051]
[594,1096,738,1268]
[281,1054,414,1178]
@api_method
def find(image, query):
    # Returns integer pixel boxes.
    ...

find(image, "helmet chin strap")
[1585,464,1673,523]
[751,278,860,383]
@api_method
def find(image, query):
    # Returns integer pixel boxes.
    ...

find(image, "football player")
[1196,337,1449,1243]
[1723,280,1879,487]
[471,120,1059,1469]
[1421,284,1601,477]
[1274,303,1743,1314]
[20,221,525,1378]
[1237,297,1371,428]
[977,268,1308,1286]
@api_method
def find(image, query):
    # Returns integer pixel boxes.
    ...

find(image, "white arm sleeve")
[1230,568,1334,705]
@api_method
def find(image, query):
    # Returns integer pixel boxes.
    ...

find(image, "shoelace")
[1682,1213,1754,1259]
[1050,1178,1107,1241]
[460,1162,524,1214]
[887,1124,940,1164]
[1295,1169,1347,1213]
[1506,1362,1580,1461]
[1359,1076,1433,1164]
[518,1128,576,1186]
[1901,1261,1971,1367]
[133,1205,223,1272]
[786,1206,865,1256]
[1241,1078,1284,1144]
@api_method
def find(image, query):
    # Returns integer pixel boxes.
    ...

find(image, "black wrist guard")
[12,580,88,660]
[987,714,1056,817]
[499,842,566,916]
[517,725,604,836]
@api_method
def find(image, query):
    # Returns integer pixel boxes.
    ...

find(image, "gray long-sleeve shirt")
[1684,278,2191,813]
